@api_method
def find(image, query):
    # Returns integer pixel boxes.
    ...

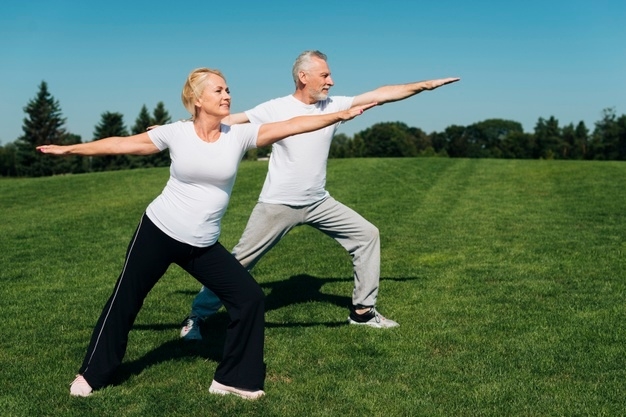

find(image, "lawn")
[0,158,624,416]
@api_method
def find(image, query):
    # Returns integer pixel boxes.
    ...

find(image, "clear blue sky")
[1,0,624,144]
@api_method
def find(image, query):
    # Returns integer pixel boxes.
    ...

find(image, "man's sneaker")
[348,307,399,328]
[209,379,265,400]
[180,316,203,341]
[70,374,93,397]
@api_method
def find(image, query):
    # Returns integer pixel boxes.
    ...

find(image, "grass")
[0,158,624,416]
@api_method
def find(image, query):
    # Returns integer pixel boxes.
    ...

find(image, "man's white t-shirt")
[146,120,258,247]
[245,95,354,206]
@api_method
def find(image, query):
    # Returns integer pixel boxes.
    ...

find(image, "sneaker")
[209,379,265,400]
[348,307,399,328]
[70,374,93,397]
[180,316,203,341]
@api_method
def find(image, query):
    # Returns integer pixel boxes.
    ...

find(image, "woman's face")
[195,73,231,118]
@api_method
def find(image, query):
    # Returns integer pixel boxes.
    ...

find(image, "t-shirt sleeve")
[146,124,172,151]
[329,96,354,112]
[230,123,260,151]
[244,101,274,125]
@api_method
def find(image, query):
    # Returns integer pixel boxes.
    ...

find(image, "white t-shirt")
[146,120,258,247]
[245,95,354,206]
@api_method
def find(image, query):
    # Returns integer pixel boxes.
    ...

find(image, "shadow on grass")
[112,274,417,386]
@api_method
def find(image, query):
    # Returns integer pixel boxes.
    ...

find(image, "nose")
[326,76,334,86]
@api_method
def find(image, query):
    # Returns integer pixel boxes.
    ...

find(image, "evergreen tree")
[152,101,172,125]
[127,105,156,169]
[144,102,172,167]
[14,81,81,176]
[90,112,131,171]
[0,142,18,177]
[590,108,626,160]
[534,116,562,159]
[131,105,152,135]
[574,121,590,160]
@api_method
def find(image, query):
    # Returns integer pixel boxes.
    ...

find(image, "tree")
[574,121,590,160]
[359,122,418,157]
[145,102,173,167]
[439,125,468,158]
[0,142,17,176]
[534,116,562,159]
[152,101,172,126]
[329,133,351,158]
[90,112,131,171]
[13,81,82,176]
[464,119,524,158]
[560,122,590,160]
[131,105,152,135]
[130,102,173,168]
[590,108,626,160]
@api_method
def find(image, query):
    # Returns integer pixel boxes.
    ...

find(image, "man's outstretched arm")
[351,77,460,108]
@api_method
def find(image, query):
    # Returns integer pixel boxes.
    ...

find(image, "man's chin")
[314,92,329,101]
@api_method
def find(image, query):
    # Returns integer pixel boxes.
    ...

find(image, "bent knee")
[364,223,379,241]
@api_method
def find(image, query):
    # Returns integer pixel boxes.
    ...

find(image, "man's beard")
[312,89,329,102]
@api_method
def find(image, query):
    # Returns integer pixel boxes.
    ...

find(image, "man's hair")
[181,67,226,118]
[292,50,327,86]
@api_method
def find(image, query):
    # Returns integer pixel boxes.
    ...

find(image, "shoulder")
[223,123,259,137]
[317,96,354,111]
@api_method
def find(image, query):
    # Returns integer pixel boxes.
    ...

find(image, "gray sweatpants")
[190,196,380,318]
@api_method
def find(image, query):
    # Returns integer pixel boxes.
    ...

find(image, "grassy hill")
[1,158,624,416]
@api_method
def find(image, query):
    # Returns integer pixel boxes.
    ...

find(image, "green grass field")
[1,158,624,416]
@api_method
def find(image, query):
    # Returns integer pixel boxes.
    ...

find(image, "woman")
[38,67,375,400]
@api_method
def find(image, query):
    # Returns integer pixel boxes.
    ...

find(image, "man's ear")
[298,71,307,85]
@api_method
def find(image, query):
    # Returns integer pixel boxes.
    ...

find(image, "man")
[181,50,460,338]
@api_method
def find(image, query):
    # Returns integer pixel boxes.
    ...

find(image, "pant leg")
[305,196,381,308]
[181,242,266,391]
[231,201,303,269]
[189,202,302,320]
[80,214,180,389]
[190,286,223,319]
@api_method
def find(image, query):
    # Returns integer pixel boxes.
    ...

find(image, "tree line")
[1,81,625,177]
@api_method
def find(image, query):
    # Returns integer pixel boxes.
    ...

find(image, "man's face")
[302,57,334,102]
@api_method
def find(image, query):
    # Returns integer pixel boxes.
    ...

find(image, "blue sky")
[1,0,624,144]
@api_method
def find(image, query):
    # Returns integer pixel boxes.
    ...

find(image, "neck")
[193,116,222,142]
[292,89,318,105]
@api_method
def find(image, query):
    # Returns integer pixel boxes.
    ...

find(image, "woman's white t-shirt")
[146,120,258,247]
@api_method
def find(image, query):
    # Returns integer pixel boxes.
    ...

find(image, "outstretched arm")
[36,132,160,156]
[351,77,460,107]
[221,112,250,126]
[256,102,377,147]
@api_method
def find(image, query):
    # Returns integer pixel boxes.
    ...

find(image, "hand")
[342,102,378,121]
[423,77,461,90]
[36,144,68,155]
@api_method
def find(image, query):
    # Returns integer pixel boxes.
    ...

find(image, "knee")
[364,223,379,243]
[242,281,265,309]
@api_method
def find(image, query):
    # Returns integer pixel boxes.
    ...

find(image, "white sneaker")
[348,307,399,328]
[70,374,93,397]
[209,380,265,400]
[180,316,202,341]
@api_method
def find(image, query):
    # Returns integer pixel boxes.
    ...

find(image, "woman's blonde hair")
[181,67,226,118]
